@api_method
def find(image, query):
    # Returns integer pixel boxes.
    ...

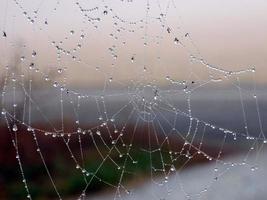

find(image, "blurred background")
[0,0,267,199]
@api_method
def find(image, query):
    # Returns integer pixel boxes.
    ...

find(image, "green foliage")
[3,146,186,199]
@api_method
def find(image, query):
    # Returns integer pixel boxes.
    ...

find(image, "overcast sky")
[0,0,267,86]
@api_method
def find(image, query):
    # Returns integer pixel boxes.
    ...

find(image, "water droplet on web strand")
[29,63,35,70]
[57,68,63,73]
[143,66,147,72]
[96,130,101,136]
[32,50,37,57]
[3,31,7,38]
[1,108,6,115]
[20,56,25,61]
[174,37,179,44]
[53,81,58,87]
[12,124,18,132]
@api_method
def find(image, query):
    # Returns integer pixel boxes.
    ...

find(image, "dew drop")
[32,50,37,57]
[174,37,179,44]
[96,130,101,136]
[3,31,7,38]
[53,81,58,87]
[12,124,18,132]
[29,63,35,69]
[57,68,63,73]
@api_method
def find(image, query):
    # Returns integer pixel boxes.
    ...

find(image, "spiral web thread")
[0,0,266,199]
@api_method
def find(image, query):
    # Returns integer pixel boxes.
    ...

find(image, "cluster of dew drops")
[1,1,267,200]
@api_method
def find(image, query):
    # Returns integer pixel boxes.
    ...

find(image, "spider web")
[0,0,266,200]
